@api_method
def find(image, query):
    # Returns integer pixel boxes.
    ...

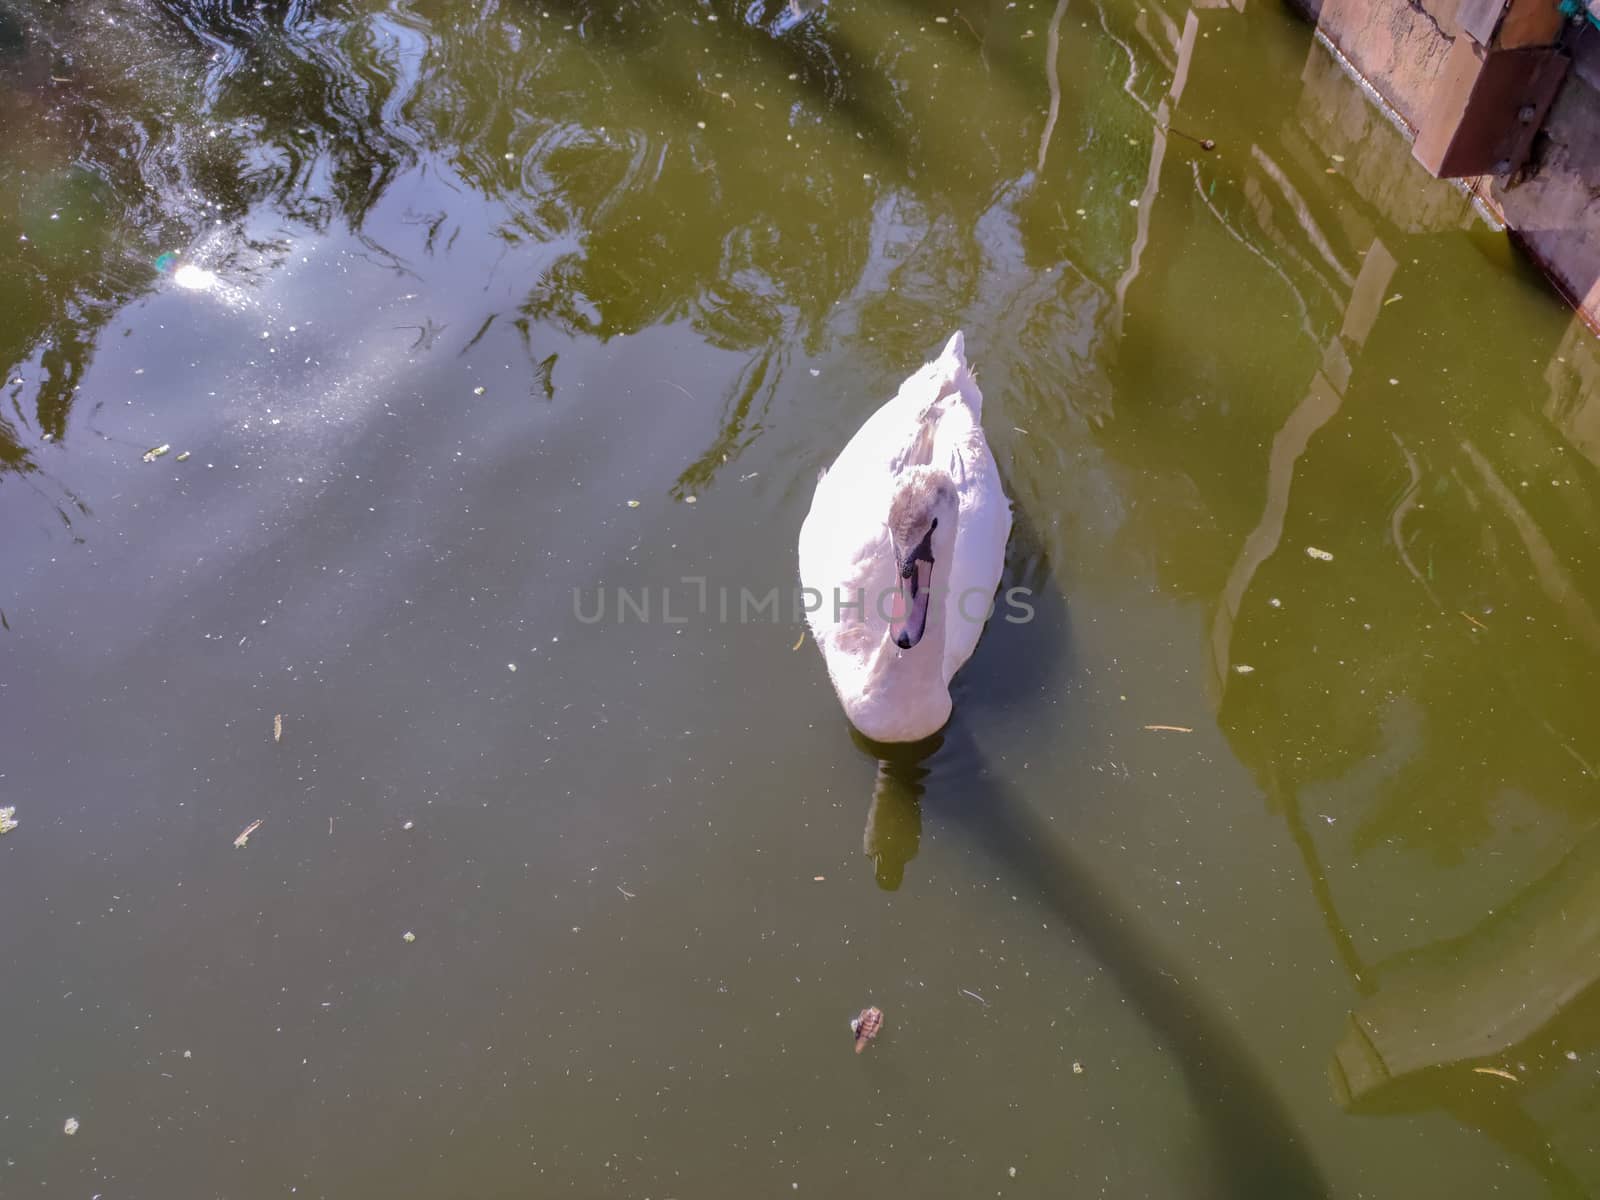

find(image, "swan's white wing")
[799,448,892,656]
[941,444,1011,685]
[926,347,1010,685]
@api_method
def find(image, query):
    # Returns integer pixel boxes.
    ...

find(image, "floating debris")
[402,930,416,943]
[233,818,263,848]
[63,1117,79,1136]
[684,495,697,504]
[626,500,641,508]
[175,450,191,462]
[142,444,171,463]
[473,386,485,396]
[1072,1061,1084,1075]
[1305,546,1334,562]
[507,662,517,672]
[273,713,283,743]
[1472,1066,1519,1082]
[0,806,16,835]
[1142,724,1193,733]
[1233,664,1256,675]
[851,1005,884,1054]
[791,631,806,651]
[959,988,988,1006]
[402,820,415,831]
[812,875,825,882]
[1166,125,1216,151]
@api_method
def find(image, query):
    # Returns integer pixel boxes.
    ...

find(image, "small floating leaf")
[1305,546,1334,562]
[0,806,17,834]
[142,443,171,463]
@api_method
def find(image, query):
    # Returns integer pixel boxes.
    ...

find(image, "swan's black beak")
[890,534,936,650]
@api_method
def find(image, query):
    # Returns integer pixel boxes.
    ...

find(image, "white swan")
[798,332,1013,742]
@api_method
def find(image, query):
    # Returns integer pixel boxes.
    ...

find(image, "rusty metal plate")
[1412,39,1570,177]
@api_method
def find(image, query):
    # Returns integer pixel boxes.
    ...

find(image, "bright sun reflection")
[173,263,219,291]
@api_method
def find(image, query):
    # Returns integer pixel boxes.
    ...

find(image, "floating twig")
[958,988,989,1006]
[234,819,263,848]
[1460,611,1488,632]
[1472,1066,1519,1082]
[1143,724,1194,733]
[1165,125,1216,151]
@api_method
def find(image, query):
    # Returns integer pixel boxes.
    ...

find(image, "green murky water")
[3,0,1600,1195]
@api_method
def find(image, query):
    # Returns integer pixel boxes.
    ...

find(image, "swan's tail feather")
[929,330,981,419]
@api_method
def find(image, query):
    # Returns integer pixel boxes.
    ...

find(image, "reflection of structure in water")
[1106,7,1600,1195]
[1330,822,1600,1196]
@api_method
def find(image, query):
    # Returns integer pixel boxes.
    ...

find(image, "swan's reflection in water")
[852,727,935,890]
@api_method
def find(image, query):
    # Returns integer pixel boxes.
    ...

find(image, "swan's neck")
[854,584,952,740]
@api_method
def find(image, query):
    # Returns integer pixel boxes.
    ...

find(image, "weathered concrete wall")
[1311,0,1463,130]
[1289,0,1600,330]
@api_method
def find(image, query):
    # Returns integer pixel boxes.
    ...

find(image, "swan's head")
[886,467,959,651]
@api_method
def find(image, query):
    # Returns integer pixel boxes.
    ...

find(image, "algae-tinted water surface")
[3,1,1599,1196]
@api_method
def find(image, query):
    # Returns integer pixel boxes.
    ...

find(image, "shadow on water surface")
[847,504,1328,1199]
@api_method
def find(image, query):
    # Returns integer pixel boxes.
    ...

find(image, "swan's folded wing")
[940,449,1013,686]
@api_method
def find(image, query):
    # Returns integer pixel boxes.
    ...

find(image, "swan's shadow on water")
[846,509,1329,1200]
